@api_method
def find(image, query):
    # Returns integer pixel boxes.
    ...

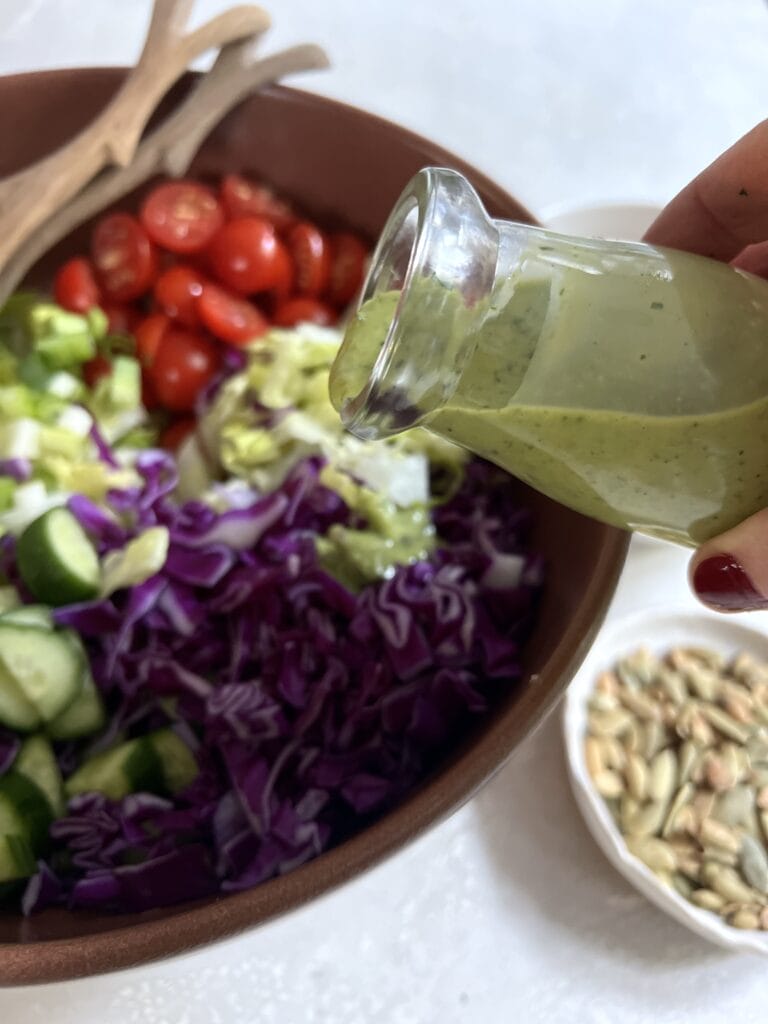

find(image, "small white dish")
[562,605,768,954]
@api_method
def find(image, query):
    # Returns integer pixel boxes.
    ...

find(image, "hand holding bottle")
[644,120,768,612]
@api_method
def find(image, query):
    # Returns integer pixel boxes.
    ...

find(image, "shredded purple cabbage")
[18,456,541,916]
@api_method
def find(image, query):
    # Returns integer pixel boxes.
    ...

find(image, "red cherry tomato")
[82,354,112,389]
[208,217,281,295]
[134,312,170,368]
[148,328,220,412]
[272,297,336,328]
[220,174,296,231]
[287,222,331,298]
[53,257,101,313]
[154,265,206,327]
[196,283,269,347]
[140,181,224,255]
[101,302,141,335]
[265,240,295,305]
[91,213,158,302]
[327,233,368,307]
[159,417,196,452]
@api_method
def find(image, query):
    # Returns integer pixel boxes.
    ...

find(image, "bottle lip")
[339,167,447,437]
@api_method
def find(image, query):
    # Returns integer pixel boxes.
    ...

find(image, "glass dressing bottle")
[329,167,768,546]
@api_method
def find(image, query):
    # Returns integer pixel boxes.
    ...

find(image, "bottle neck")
[329,168,504,440]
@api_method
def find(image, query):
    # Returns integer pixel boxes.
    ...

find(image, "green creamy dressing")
[332,247,768,546]
[314,465,435,590]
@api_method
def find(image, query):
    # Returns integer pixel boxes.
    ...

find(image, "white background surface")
[2,1,768,1020]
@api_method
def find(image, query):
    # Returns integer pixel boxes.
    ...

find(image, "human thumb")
[690,508,768,612]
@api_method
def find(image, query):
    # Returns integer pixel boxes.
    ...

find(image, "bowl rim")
[0,68,630,985]
[562,603,768,955]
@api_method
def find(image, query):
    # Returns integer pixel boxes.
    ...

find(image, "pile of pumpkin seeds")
[585,645,768,930]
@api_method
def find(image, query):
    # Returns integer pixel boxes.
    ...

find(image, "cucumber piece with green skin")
[0,660,40,732]
[16,507,100,606]
[14,736,64,817]
[65,729,198,801]
[0,834,36,883]
[65,736,164,802]
[0,608,104,737]
[150,729,198,795]
[0,605,52,629]
[0,623,83,722]
[0,771,53,853]
[46,670,105,740]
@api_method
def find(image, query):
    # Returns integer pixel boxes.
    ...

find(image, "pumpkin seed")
[625,753,648,802]
[730,908,760,930]
[657,667,689,705]
[601,737,626,771]
[649,749,677,803]
[672,873,694,899]
[662,782,695,838]
[589,708,633,738]
[699,817,742,854]
[642,719,667,760]
[625,835,677,873]
[690,888,726,912]
[589,691,620,713]
[740,834,768,893]
[584,737,605,778]
[620,794,640,833]
[677,740,699,785]
[714,785,754,829]
[593,769,624,798]
[596,670,620,696]
[711,866,761,904]
[626,799,669,838]
[699,704,751,744]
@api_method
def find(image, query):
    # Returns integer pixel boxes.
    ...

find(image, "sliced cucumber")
[0,771,53,853]
[65,736,163,802]
[0,660,40,732]
[0,834,35,883]
[0,604,52,629]
[0,623,83,722]
[16,507,100,606]
[64,729,197,801]
[14,736,64,817]
[47,670,105,740]
[150,729,198,795]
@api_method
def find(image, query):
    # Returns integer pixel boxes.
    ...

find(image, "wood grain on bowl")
[0,68,629,985]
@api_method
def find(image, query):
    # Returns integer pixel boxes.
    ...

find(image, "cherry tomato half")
[134,312,171,368]
[159,417,196,452]
[82,354,112,390]
[208,217,281,295]
[154,265,206,327]
[287,222,331,298]
[272,297,335,328]
[269,241,295,303]
[148,328,220,412]
[91,213,158,302]
[196,283,269,347]
[140,181,224,255]
[220,174,296,232]
[327,233,368,307]
[54,257,101,313]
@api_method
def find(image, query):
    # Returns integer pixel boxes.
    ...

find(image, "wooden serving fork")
[0,0,328,303]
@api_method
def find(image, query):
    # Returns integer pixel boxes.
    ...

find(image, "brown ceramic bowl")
[0,69,629,985]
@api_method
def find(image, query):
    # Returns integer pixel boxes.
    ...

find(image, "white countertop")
[3,1,768,1019]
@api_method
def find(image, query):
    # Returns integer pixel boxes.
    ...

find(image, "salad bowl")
[0,68,629,983]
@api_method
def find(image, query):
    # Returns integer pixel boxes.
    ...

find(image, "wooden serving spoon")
[0,0,272,283]
[0,37,329,303]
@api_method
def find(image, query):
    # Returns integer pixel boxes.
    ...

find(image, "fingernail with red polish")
[692,554,768,612]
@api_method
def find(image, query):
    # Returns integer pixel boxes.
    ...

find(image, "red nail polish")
[692,554,768,611]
